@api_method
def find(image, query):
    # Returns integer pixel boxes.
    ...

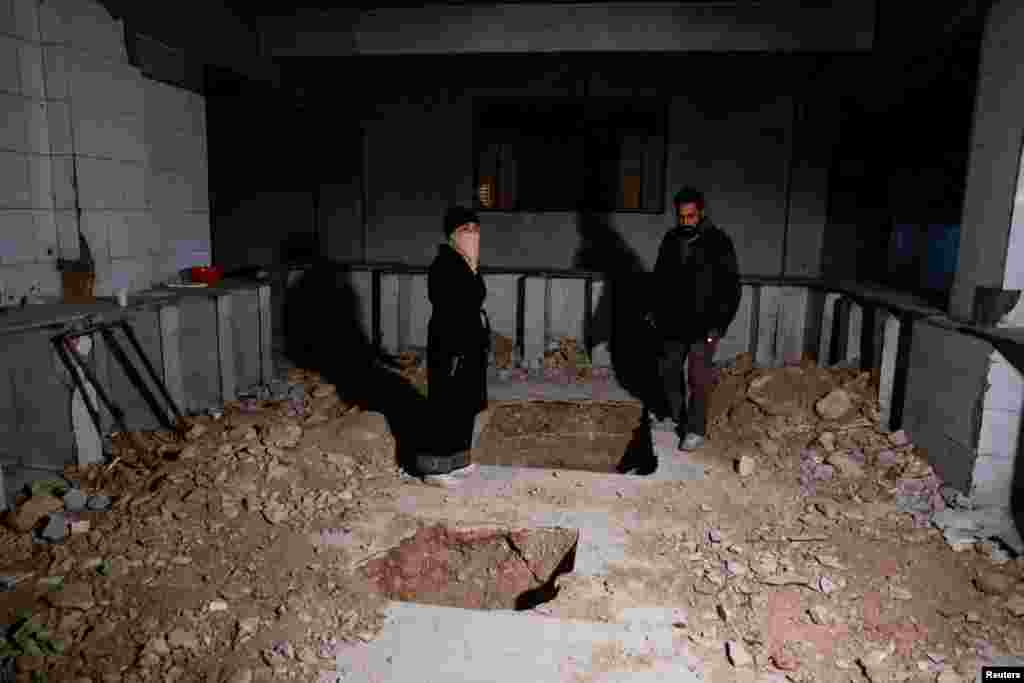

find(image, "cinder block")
[27,153,53,209]
[717,284,753,363]
[50,155,75,209]
[0,260,60,301]
[102,309,166,429]
[347,270,373,344]
[17,40,44,99]
[985,351,1024,413]
[7,328,75,470]
[396,272,412,350]
[40,0,127,60]
[148,168,208,212]
[818,292,841,365]
[0,92,30,152]
[12,0,41,41]
[878,314,901,431]
[777,286,811,365]
[105,210,158,259]
[107,254,157,296]
[590,279,611,366]
[230,290,261,392]
[522,276,545,366]
[0,149,30,208]
[755,285,781,367]
[75,156,147,210]
[379,273,399,354]
[42,45,71,99]
[158,304,186,416]
[977,407,1022,459]
[846,300,863,364]
[45,100,72,155]
[177,296,219,414]
[54,209,76,260]
[75,108,146,163]
[971,452,1015,507]
[0,35,20,94]
[483,273,517,341]
[548,277,585,344]
[407,273,429,350]
[0,209,51,264]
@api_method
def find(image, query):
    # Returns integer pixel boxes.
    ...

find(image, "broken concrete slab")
[932,506,1024,555]
[331,602,703,683]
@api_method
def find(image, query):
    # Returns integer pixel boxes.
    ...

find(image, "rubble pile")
[0,369,397,682]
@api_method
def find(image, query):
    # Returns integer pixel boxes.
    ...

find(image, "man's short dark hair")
[443,206,480,237]
[673,187,705,210]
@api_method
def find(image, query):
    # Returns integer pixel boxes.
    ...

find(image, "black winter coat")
[427,243,490,360]
[652,220,741,342]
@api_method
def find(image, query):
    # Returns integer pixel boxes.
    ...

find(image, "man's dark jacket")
[651,219,741,342]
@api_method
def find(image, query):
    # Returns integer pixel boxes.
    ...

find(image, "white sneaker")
[423,462,478,487]
[679,433,705,451]
[650,418,679,433]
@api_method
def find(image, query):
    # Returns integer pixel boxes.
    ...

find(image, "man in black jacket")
[651,187,741,451]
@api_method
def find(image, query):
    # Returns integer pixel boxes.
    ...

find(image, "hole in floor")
[359,524,578,611]
[475,401,648,474]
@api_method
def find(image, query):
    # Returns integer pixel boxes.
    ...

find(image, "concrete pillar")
[878,314,901,431]
[483,274,518,348]
[380,273,400,354]
[158,305,186,414]
[522,276,546,368]
[777,286,811,366]
[590,279,611,368]
[974,350,1024,506]
[215,294,236,403]
[396,273,412,350]
[69,335,102,466]
[819,292,841,366]
[846,300,863,365]
[755,285,781,367]
[257,284,273,385]
[548,278,585,347]
[950,0,1024,321]
[716,284,754,364]
[348,270,374,344]
[408,274,430,351]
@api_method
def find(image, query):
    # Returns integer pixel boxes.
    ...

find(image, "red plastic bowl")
[190,265,224,285]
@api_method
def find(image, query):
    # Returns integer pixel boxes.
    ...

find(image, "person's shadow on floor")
[615,406,657,475]
[282,259,430,474]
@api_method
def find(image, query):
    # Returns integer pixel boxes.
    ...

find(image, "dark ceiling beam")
[257,1,876,57]
[96,0,281,86]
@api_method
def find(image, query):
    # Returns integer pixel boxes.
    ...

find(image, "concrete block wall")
[974,351,1024,505]
[0,284,270,501]
[0,0,210,306]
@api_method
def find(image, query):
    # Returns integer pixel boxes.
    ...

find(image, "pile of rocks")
[0,370,399,682]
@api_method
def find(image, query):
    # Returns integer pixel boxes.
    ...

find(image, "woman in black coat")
[416,206,491,476]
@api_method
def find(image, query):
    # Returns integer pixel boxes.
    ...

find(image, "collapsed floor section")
[359,525,578,610]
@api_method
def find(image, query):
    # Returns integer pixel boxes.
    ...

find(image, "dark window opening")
[473,97,667,213]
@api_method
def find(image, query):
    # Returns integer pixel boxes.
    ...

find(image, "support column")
[819,292,841,366]
[878,313,901,430]
[257,285,274,385]
[755,285,781,367]
[522,277,546,369]
[159,305,186,414]
[379,273,400,354]
[215,294,236,403]
[846,299,863,365]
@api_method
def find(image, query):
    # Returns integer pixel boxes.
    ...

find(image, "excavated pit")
[474,401,644,473]
[359,525,579,611]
